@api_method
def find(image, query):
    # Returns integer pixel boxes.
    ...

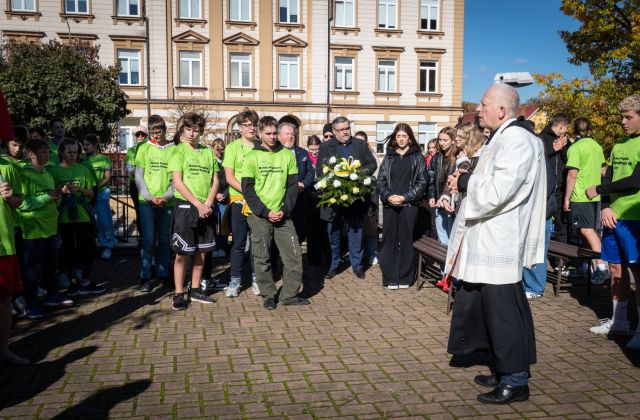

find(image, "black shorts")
[171,200,216,254]
[570,201,600,229]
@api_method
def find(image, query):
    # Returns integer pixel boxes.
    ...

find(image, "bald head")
[476,83,520,129]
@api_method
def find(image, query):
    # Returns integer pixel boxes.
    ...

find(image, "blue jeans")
[523,218,552,295]
[327,216,364,272]
[94,188,116,249]
[139,203,172,279]
[435,208,454,246]
[215,202,228,252]
[364,235,378,263]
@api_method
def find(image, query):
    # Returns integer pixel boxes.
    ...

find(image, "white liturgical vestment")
[445,118,547,285]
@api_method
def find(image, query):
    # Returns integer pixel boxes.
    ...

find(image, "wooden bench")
[413,235,453,313]
[547,240,600,297]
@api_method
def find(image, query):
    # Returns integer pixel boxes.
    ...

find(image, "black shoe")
[172,293,188,310]
[477,383,529,405]
[281,296,310,306]
[324,270,337,280]
[263,298,276,310]
[474,374,499,388]
[190,288,216,304]
[354,270,365,279]
[138,279,151,293]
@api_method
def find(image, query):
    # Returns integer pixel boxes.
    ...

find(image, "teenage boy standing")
[242,116,308,310]
[168,112,219,310]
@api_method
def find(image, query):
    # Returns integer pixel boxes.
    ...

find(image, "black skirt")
[447,281,537,374]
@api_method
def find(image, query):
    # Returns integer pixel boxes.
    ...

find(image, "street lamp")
[493,72,534,88]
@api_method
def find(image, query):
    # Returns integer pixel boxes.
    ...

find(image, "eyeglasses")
[135,132,147,137]
[323,134,334,139]
[334,127,351,132]
[239,123,255,128]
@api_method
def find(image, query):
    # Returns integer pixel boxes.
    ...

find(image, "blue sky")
[463,1,590,103]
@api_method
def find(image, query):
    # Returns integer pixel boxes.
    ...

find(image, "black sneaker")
[172,293,188,310]
[190,288,216,304]
[281,296,311,306]
[77,282,107,295]
[138,279,151,293]
[263,297,277,310]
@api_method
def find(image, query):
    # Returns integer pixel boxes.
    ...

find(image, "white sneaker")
[100,248,112,260]
[224,278,240,298]
[525,292,542,300]
[36,286,47,298]
[591,269,611,285]
[626,331,640,350]
[387,285,399,290]
[370,257,378,265]
[251,280,260,295]
[589,318,631,336]
[398,284,409,289]
[212,249,226,258]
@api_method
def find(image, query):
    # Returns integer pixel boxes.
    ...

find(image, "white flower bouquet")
[314,156,375,207]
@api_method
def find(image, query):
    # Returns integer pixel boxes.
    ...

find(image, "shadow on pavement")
[50,379,151,419]
[0,346,97,411]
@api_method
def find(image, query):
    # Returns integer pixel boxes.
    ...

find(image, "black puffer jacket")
[377,147,428,205]
[539,125,568,195]
[427,151,455,201]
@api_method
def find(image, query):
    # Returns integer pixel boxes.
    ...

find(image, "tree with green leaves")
[535,0,639,152]
[0,40,128,144]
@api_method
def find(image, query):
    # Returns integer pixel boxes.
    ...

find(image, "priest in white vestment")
[445,83,546,405]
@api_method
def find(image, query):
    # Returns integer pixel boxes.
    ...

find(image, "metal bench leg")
[416,253,423,291]
[446,280,453,315]
[555,257,564,297]
[587,259,592,296]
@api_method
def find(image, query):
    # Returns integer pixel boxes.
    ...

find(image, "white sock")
[612,300,628,325]
[597,263,606,271]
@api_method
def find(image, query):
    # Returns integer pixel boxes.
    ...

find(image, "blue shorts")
[601,220,640,265]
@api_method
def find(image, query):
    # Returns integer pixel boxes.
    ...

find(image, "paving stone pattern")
[1,254,639,419]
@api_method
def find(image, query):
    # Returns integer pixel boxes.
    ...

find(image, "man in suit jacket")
[316,116,377,279]
[279,122,314,242]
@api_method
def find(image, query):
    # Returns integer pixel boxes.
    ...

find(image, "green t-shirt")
[126,139,147,180]
[134,141,175,204]
[1,157,27,227]
[49,163,97,224]
[18,164,59,239]
[242,145,298,213]
[221,139,254,196]
[81,154,112,191]
[0,157,21,256]
[167,142,218,203]
[610,135,640,220]
[566,137,605,203]
[47,142,60,166]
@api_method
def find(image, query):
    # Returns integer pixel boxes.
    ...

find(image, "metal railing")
[105,153,139,244]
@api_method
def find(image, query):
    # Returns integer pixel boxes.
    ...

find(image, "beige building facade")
[1,0,464,151]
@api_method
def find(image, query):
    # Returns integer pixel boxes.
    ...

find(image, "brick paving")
[1,252,639,419]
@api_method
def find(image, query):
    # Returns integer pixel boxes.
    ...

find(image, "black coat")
[539,125,568,194]
[316,137,378,222]
[292,146,315,189]
[376,147,428,205]
[427,152,454,201]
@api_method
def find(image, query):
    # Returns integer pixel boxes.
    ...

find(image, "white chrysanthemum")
[333,180,342,188]
[353,187,360,194]
[349,173,358,181]
[319,181,327,189]
[340,194,349,201]
[328,156,337,164]
[363,177,372,186]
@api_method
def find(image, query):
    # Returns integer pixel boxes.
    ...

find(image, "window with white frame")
[230,52,251,88]
[419,60,438,93]
[334,0,354,27]
[65,0,88,13]
[179,51,202,87]
[119,126,135,150]
[278,55,300,90]
[278,0,298,23]
[420,0,438,31]
[334,57,354,91]
[418,122,437,150]
[118,49,141,85]
[377,59,396,92]
[11,0,36,11]
[229,0,250,21]
[179,0,200,19]
[377,0,396,29]
[116,0,139,16]
[376,121,395,153]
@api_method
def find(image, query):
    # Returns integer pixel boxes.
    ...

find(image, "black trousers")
[23,236,58,300]
[129,179,142,241]
[448,281,537,374]
[378,205,418,287]
[59,222,95,278]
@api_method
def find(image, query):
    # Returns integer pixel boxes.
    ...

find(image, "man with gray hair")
[278,123,314,242]
[445,83,546,404]
[316,116,377,279]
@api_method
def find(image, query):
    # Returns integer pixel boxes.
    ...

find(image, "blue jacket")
[291,146,314,189]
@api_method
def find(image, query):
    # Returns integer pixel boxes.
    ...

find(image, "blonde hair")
[455,123,484,157]
[619,94,640,114]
